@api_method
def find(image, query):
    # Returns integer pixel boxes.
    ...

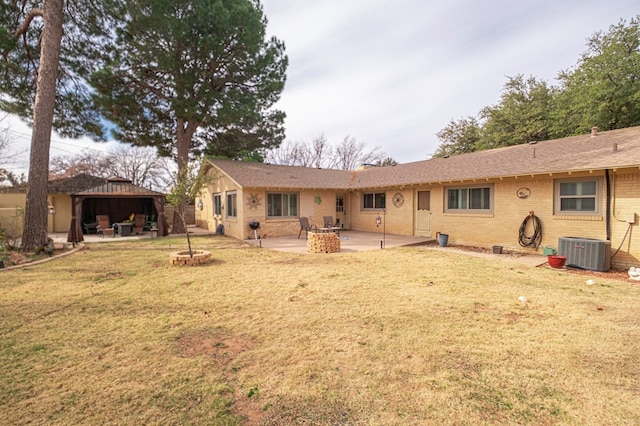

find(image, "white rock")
[629,267,640,281]
[586,279,597,286]
[518,296,527,302]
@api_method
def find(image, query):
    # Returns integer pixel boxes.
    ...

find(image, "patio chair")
[82,221,98,234]
[323,216,337,228]
[298,216,317,239]
[132,214,146,234]
[96,215,115,237]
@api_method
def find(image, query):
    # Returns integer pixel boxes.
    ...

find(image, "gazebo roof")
[48,174,108,194]
[75,177,163,196]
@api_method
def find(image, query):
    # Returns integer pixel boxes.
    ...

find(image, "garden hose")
[518,211,542,249]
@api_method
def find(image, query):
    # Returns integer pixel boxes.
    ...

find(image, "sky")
[2,0,638,175]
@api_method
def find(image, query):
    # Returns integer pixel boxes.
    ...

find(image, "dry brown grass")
[1,235,639,425]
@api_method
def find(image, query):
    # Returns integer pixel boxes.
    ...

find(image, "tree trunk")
[171,118,196,234]
[20,0,64,252]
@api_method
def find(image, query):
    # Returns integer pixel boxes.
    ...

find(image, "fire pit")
[169,250,212,266]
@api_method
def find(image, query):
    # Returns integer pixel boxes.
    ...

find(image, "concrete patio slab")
[48,226,547,267]
[244,230,432,253]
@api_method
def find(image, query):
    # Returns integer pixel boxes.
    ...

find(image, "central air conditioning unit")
[557,237,611,272]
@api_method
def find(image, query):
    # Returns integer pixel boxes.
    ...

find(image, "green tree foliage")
[0,1,119,252]
[376,157,398,167]
[553,17,640,135]
[0,1,117,139]
[91,0,288,232]
[479,75,556,149]
[433,16,640,157]
[433,116,482,158]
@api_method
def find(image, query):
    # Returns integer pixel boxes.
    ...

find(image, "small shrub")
[0,206,24,250]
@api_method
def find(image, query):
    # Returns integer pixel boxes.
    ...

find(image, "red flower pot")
[548,255,567,269]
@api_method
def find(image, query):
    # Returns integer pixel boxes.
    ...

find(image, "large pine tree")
[0,0,118,252]
[91,0,288,233]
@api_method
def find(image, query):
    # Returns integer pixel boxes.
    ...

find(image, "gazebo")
[66,177,168,242]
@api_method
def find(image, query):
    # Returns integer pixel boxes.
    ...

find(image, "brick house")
[197,126,640,269]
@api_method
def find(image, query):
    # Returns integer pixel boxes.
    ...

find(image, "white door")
[415,190,431,236]
[336,194,347,229]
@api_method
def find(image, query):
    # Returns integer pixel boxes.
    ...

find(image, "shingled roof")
[207,159,354,189]
[48,174,107,194]
[209,126,640,190]
[0,173,107,194]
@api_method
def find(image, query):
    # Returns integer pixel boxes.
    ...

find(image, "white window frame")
[445,184,493,213]
[554,177,602,216]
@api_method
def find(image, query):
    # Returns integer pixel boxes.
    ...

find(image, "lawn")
[1,235,639,425]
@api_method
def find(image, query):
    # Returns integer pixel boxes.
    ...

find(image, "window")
[213,193,222,216]
[226,192,237,218]
[417,191,430,210]
[362,192,386,210]
[555,178,601,215]
[267,192,298,217]
[446,185,492,212]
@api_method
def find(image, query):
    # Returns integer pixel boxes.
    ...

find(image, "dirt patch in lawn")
[175,329,265,424]
[561,265,633,282]
[424,240,635,282]
[175,329,257,365]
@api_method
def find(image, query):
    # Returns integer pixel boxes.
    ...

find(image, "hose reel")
[518,211,542,249]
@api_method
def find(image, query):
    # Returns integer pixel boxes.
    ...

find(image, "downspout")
[605,169,611,241]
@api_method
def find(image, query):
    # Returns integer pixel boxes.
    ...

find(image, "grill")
[248,220,260,239]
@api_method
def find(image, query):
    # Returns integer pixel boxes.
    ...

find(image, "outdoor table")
[115,222,133,236]
[318,226,341,237]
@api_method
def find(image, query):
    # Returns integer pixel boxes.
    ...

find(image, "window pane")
[418,191,430,210]
[560,181,596,196]
[267,193,297,217]
[558,180,598,214]
[363,192,385,209]
[448,189,467,209]
[268,193,281,216]
[470,187,490,210]
[559,182,576,196]
[213,194,221,215]
[363,193,374,209]
[227,193,237,217]
[283,193,297,217]
[577,181,596,195]
[561,198,595,212]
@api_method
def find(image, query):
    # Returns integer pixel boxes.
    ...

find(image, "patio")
[48,227,547,266]
[243,230,433,253]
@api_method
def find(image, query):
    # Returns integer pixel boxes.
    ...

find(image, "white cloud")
[2,115,123,176]
[4,0,638,172]
[262,0,638,162]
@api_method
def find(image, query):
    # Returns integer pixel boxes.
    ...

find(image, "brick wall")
[202,165,640,270]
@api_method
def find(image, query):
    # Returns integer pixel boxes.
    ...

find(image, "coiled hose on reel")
[518,211,542,249]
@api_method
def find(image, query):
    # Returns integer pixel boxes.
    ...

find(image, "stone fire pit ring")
[169,250,212,266]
